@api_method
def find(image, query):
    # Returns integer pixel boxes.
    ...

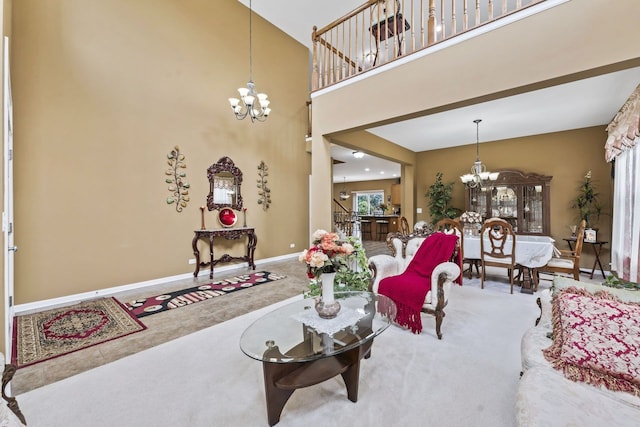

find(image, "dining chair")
[538,219,586,282]
[399,216,410,235]
[434,218,465,282]
[480,218,517,294]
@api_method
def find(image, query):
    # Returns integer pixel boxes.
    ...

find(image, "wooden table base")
[261,341,372,426]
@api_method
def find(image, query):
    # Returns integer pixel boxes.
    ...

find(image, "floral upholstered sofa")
[368,230,460,339]
[516,276,640,426]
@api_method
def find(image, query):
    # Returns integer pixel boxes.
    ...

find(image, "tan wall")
[10,0,310,304]
[415,126,613,271]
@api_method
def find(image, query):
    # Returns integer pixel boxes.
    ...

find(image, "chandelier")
[228,0,271,123]
[339,177,350,200]
[460,119,499,188]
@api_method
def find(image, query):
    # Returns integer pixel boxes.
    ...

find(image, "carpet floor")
[16,277,542,427]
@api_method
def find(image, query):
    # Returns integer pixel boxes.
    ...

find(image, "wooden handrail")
[312,0,546,91]
[313,1,379,38]
[333,198,351,213]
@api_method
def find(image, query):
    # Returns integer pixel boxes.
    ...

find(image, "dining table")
[463,234,556,294]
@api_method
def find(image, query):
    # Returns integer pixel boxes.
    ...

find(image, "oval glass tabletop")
[240,291,396,363]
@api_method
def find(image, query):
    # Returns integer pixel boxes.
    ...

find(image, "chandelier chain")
[228,0,271,123]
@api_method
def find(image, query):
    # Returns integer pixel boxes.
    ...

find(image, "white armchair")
[368,231,461,339]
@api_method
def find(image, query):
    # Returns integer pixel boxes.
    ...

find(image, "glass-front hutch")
[465,170,552,235]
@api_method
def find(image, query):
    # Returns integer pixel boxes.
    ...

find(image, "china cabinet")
[464,170,552,235]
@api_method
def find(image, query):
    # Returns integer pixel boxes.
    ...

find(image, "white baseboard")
[14,252,299,315]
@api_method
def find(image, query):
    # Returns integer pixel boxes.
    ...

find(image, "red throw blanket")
[378,233,458,334]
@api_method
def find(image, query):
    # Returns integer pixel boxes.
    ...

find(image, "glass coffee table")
[240,291,396,426]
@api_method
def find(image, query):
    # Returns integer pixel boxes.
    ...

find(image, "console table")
[192,227,257,279]
[563,237,608,279]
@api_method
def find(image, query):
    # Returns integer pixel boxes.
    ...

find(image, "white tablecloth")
[464,235,555,268]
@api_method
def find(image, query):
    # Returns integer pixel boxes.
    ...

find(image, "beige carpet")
[15,273,545,427]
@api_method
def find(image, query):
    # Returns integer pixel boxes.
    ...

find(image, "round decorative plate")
[218,208,237,227]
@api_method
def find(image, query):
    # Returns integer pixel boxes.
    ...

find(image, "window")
[354,191,384,215]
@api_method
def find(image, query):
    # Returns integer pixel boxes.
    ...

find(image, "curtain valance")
[605,83,640,162]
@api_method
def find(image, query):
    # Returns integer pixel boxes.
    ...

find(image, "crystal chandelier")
[228,0,271,123]
[460,119,499,188]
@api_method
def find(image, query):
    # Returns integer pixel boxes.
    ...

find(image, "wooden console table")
[563,237,608,279]
[192,227,257,279]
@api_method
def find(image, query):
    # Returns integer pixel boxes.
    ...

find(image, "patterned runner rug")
[122,271,286,318]
[12,297,146,368]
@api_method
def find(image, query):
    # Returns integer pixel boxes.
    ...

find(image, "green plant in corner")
[572,170,602,228]
[426,172,460,225]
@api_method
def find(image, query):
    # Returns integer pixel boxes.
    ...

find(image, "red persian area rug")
[122,271,286,318]
[12,297,146,368]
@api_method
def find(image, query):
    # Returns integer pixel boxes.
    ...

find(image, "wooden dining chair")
[480,218,517,294]
[399,216,410,235]
[434,218,464,282]
[538,219,586,281]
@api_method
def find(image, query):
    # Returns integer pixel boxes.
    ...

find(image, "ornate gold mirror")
[207,157,243,211]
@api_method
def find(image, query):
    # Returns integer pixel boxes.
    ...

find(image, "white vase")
[315,272,341,319]
[321,272,336,303]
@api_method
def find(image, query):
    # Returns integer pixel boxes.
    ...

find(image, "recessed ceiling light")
[353,151,364,158]
[364,168,370,172]
[380,171,385,174]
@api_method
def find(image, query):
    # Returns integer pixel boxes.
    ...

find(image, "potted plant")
[426,172,460,225]
[572,170,603,229]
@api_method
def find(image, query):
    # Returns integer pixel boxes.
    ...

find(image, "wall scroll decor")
[257,161,271,210]
[165,146,190,212]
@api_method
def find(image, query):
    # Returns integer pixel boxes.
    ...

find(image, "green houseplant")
[572,170,603,228]
[426,172,460,225]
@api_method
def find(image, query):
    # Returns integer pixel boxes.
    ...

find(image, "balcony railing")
[312,0,545,91]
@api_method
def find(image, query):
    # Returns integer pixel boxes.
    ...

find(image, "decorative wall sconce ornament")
[257,161,271,210]
[165,146,190,212]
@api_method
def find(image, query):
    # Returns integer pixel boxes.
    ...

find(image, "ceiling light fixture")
[460,119,499,188]
[339,177,350,200]
[353,151,364,158]
[228,0,271,123]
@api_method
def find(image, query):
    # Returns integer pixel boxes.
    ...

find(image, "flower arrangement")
[299,229,354,279]
[460,211,482,224]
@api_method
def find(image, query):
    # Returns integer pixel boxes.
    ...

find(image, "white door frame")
[3,35,15,361]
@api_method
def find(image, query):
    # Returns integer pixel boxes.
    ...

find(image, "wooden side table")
[192,227,257,279]
[563,237,608,279]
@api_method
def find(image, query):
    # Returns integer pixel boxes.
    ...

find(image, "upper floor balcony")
[312,0,546,91]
